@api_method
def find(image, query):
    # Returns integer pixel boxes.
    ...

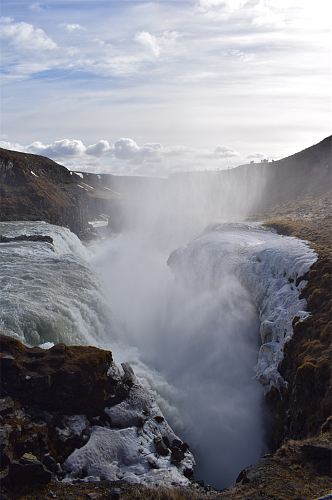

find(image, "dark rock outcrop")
[0,335,131,495]
[0,335,194,497]
[0,336,128,417]
[0,148,91,237]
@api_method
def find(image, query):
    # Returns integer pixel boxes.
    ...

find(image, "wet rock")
[170,439,189,465]
[236,468,251,484]
[0,335,129,416]
[154,437,170,456]
[4,453,52,490]
[42,453,58,473]
[109,488,121,499]
[300,443,332,475]
[0,397,14,416]
[0,234,53,245]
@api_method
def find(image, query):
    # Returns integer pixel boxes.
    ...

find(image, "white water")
[0,221,112,346]
[90,223,316,487]
[0,219,316,488]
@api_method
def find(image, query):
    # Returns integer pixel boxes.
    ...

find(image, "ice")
[64,383,194,485]
[39,342,55,349]
[169,223,317,392]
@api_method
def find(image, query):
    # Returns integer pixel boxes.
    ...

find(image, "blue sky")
[0,0,331,174]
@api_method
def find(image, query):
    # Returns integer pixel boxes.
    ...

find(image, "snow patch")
[30,170,39,177]
[64,382,194,485]
[39,342,55,350]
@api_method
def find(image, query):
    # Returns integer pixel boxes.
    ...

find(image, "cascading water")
[90,231,264,487]
[0,221,113,346]
[0,219,317,489]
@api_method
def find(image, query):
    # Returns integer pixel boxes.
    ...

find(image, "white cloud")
[246,152,268,160]
[0,17,56,51]
[135,31,161,57]
[0,140,26,152]
[0,138,244,174]
[29,3,43,11]
[135,30,178,57]
[27,139,86,157]
[63,24,85,33]
[199,0,247,13]
[213,146,239,158]
[86,140,111,157]
[112,138,163,162]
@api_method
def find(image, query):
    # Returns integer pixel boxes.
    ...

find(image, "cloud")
[0,17,56,51]
[135,31,161,57]
[29,3,44,11]
[0,137,244,175]
[63,24,85,33]
[113,138,163,162]
[135,30,178,57]
[246,152,268,160]
[27,139,86,157]
[199,0,247,13]
[86,140,112,157]
[0,140,26,152]
[213,146,239,158]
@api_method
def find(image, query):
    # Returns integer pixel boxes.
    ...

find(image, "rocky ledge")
[1,330,331,500]
[0,335,194,498]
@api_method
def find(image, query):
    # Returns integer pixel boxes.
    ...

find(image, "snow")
[76,172,84,178]
[89,220,108,228]
[30,170,39,177]
[64,382,194,485]
[169,223,317,393]
[39,342,55,349]
[78,182,95,191]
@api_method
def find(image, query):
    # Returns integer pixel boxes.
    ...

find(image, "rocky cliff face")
[263,217,332,450]
[0,148,102,237]
[0,335,194,497]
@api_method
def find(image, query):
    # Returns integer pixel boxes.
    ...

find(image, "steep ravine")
[1,220,330,499]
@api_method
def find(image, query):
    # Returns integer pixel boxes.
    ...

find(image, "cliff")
[0,148,117,237]
[0,335,195,498]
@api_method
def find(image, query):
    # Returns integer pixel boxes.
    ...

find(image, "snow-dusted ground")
[169,222,317,392]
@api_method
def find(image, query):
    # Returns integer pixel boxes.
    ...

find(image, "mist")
[91,168,268,488]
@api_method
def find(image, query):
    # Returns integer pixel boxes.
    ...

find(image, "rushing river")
[0,220,316,488]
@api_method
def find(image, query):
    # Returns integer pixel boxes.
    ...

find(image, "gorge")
[0,138,331,499]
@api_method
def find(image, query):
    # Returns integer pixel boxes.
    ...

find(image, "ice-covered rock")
[64,381,194,486]
[169,223,317,392]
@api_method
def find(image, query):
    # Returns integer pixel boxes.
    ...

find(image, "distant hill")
[254,135,332,209]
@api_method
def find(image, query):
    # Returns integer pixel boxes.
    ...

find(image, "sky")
[0,0,331,175]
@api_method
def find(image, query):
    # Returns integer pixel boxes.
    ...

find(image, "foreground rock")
[1,332,331,500]
[0,335,194,497]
